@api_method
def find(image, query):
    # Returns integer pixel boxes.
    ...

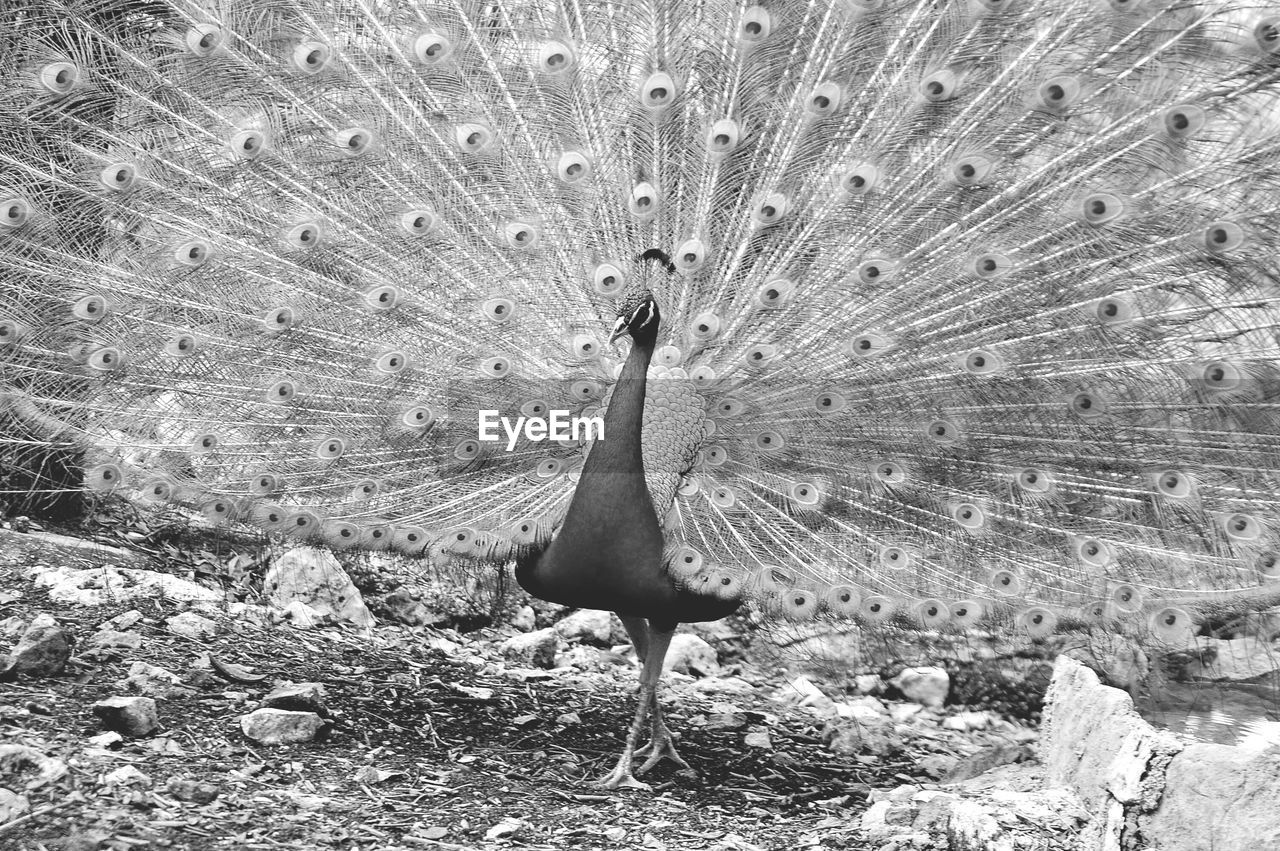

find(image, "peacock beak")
[608,316,628,344]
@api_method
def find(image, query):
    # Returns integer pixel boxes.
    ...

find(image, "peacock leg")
[632,623,694,777]
[598,617,663,791]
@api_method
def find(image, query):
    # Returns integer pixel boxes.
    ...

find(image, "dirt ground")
[0,526,1059,851]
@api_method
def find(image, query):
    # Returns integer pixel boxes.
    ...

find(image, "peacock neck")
[584,336,655,477]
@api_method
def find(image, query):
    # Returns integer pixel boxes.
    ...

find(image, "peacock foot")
[597,756,651,792]
[635,727,695,778]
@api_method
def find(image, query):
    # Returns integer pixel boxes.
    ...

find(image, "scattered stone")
[484,818,526,841]
[99,610,143,631]
[510,605,537,632]
[118,662,186,698]
[103,765,151,787]
[684,620,738,643]
[240,708,327,745]
[1,614,71,679]
[744,727,772,749]
[555,645,619,671]
[555,609,622,645]
[555,711,581,726]
[87,732,123,750]
[280,600,322,629]
[0,745,69,790]
[943,743,1030,783]
[824,717,901,757]
[663,634,718,676]
[889,666,949,709]
[704,704,749,731]
[0,788,29,823]
[92,696,159,737]
[27,564,219,606]
[838,695,889,722]
[0,616,27,639]
[86,629,142,651]
[376,587,448,627]
[165,611,217,640]
[687,676,756,696]
[166,777,220,804]
[943,710,995,732]
[854,674,884,694]
[263,548,374,628]
[773,676,838,718]
[261,682,328,715]
[499,628,559,668]
[919,753,960,779]
[887,702,923,723]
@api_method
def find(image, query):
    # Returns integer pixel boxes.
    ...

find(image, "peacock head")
[609,288,661,347]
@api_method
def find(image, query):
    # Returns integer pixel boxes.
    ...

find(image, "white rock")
[27,565,218,606]
[890,666,949,709]
[773,675,838,718]
[510,605,537,632]
[166,611,217,640]
[555,609,622,644]
[103,765,151,787]
[263,548,373,628]
[239,708,326,745]
[663,634,718,675]
[499,628,559,668]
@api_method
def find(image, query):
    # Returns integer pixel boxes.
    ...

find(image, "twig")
[0,799,76,835]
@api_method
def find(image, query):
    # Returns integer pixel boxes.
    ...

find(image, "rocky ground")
[0,522,1089,851]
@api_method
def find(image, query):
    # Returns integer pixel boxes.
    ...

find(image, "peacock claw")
[597,763,652,792]
[634,730,694,777]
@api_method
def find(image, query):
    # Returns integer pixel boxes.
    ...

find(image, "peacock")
[3,0,1280,790]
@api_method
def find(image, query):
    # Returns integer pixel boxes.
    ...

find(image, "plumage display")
[3,0,1280,788]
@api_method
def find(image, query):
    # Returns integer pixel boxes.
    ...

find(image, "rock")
[261,682,328,715]
[92,696,159,737]
[663,633,718,675]
[279,600,321,629]
[942,710,995,732]
[263,548,374,628]
[499,628,559,668]
[773,675,838,718]
[943,743,1030,783]
[1043,655,1280,851]
[824,717,901,757]
[1143,741,1280,851]
[0,616,27,639]
[240,708,327,745]
[0,745,69,790]
[376,588,448,627]
[1180,636,1280,682]
[744,726,772,749]
[1,614,71,679]
[86,629,142,651]
[555,609,622,645]
[118,662,186,698]
[103,765,151,787]
[919,753,960,779]
[889,666,949,709]
[165,611,217,640]
[687,675,757,696]
[854,674,884,694]
[887,702,924,723]
[510,605,537,632]
[684,619,738,643]
[838,695,889,722]
[165,777,220,804]
[87,732,123,750]
[704,705,749,731]
[0,788,29,823]
[27,564,218,606]
[99,610,143,631]
[555,711,581,726]
[555,645,619,671]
